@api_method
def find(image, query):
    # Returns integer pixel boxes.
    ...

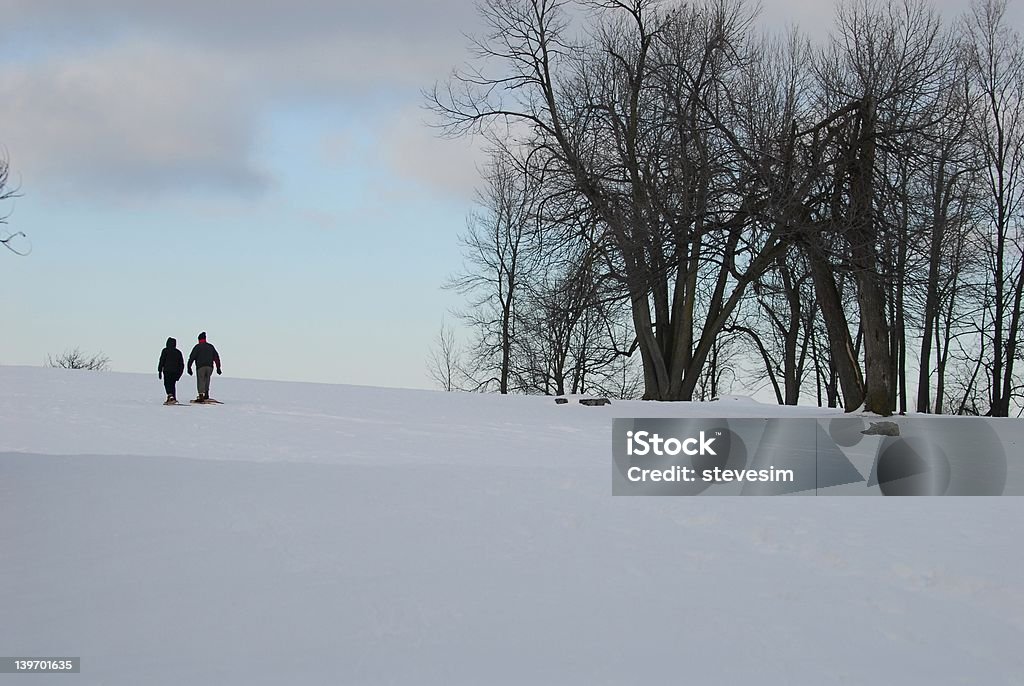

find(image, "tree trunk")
[804,240,865,410]
[848,97,893,415]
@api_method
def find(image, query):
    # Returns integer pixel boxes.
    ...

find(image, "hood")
[166,337,177,348]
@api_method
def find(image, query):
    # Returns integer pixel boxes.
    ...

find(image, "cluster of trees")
[427,0,1024,416]
[429,154,643,398]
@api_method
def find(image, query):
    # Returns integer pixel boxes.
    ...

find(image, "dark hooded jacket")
[158,338,185,380]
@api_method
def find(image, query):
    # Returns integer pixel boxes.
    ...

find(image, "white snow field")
[1,365,1023,686]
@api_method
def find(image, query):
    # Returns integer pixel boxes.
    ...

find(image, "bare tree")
[912,65,983,413]
[513,242,636,396]
[693,330,742,401]
[785,0,959,414]
[427,320,467,391]
[446,149,538,393]
[729,251,814,405]
[431,0,790,401]
[964,0,1024,416]
[1,152,27,256]
[47,348,111,371]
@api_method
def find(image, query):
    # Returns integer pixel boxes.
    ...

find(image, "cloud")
[381,107,488,202]
[0,0,475,48]
[756,0,1024,35]
[0,0,478,202]
[0,41,265,199]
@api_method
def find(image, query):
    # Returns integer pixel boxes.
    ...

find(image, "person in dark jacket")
[187,331,222,402]
[157,337,185,403]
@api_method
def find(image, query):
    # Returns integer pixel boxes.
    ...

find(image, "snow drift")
[1,366,1022,685]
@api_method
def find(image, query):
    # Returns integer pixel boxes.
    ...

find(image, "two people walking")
[157,332,222,404]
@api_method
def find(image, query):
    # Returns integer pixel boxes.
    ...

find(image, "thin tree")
[427,320,467,392]
[964,0,1024,416]
[446,150,538,394]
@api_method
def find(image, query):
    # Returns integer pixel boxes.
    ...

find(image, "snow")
[711,394,763,403]
[1,365,1022,685]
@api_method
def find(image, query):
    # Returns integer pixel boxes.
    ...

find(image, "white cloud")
[381,107,488,202]
[0,1,476,202]
[0,40,268,199]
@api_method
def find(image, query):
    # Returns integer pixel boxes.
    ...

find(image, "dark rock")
[554,397,569,405]
[579,398,611,407]
[861,421,900,437]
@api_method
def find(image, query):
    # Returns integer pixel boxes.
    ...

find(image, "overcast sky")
[0,0,1019,389]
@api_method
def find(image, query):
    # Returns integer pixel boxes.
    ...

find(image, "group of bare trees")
[428,0,1024,416]
[431,153,643,397]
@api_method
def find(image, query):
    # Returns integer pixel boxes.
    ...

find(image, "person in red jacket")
[187,331,222,402]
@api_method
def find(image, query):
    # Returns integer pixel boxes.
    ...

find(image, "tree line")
[428,0,1024,416]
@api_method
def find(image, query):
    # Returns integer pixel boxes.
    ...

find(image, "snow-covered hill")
[1,366,1022,685]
